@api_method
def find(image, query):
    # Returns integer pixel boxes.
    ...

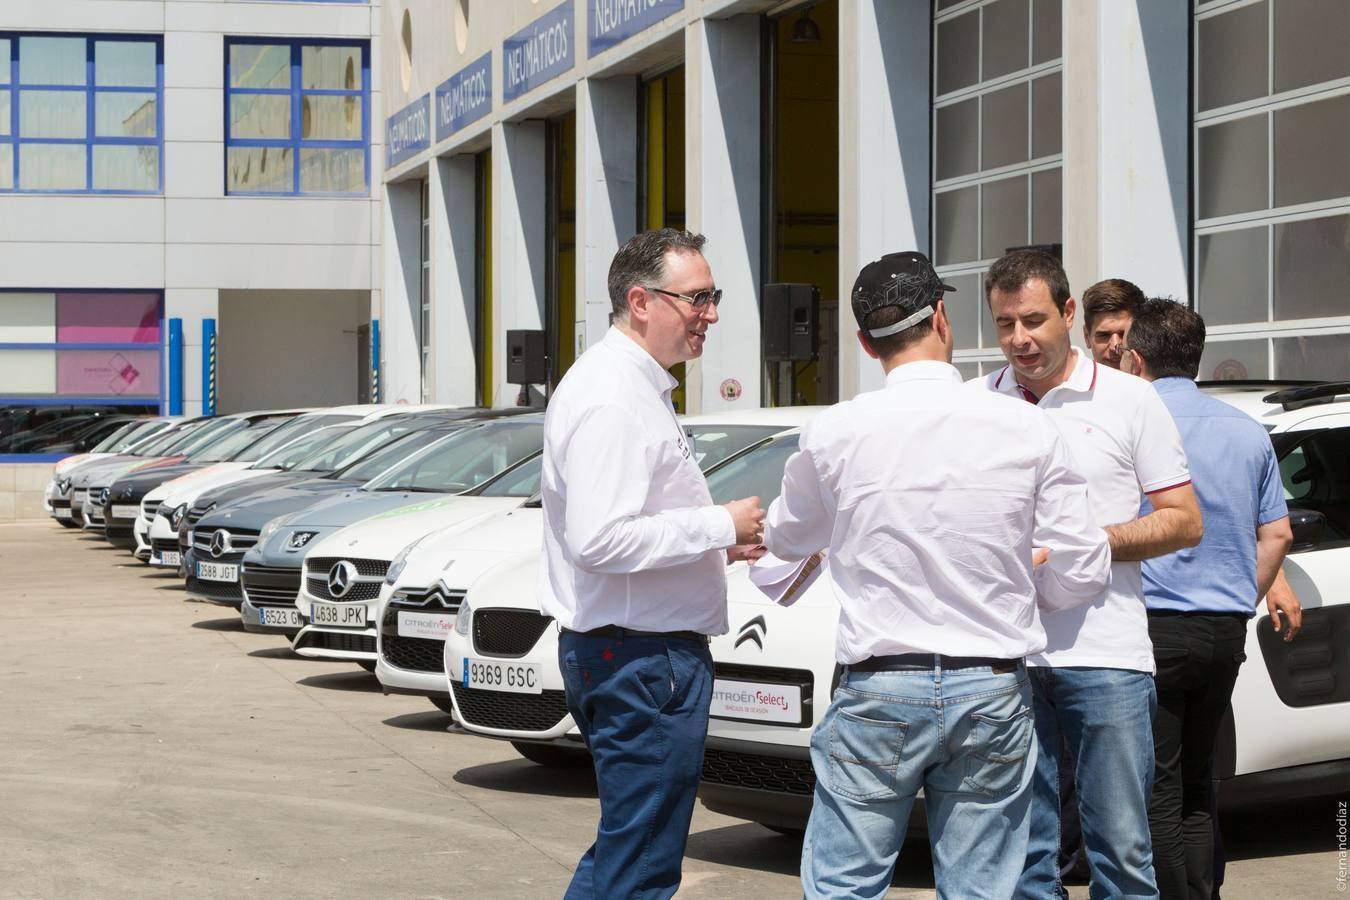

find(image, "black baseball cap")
[851,251,956,338]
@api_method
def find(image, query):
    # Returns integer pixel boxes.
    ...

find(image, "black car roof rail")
[1196,379,1322,391]
[1261,381,1350,411]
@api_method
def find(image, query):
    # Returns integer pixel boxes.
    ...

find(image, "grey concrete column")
[575,76,638,356]
[837,0,931,399]
[685,14,761,414]
[491,120,547,407]
[1063,1,1188,301]
[431,154,479,406]
[381,179,423,404]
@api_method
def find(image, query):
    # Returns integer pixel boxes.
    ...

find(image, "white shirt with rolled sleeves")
[980,349,1192,673]
[763,360,1111,666]
[539,327,737,635]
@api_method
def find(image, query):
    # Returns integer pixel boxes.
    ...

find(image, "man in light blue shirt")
[1124,299,1293,900]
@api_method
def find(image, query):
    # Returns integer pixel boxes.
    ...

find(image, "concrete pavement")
[0,521,1342,898]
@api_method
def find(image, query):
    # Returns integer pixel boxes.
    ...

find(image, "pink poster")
[56,292,161,344]
[57,349,160,398]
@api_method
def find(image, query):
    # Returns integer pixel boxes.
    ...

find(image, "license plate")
[54,509,72,519]
[151,550,181,567]
[197,561,238,582]
[710,679,803,725]
[111,504,140,519]
[73,490,87,502]
[257,606,301,628]
[397,610,454,641]
[462,657,542,694]
[310,601,366,628]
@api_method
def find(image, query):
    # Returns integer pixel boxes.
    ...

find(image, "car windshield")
[138,418,235,457]
[190,417,291,463]
[475,454,543,498]
[334,426,463,482]
[251,423,357,470]
[294,417,434,474]
[231,413,355,463]
[364,420,544,493]
[90,421,142,453]
[705,433,800,506]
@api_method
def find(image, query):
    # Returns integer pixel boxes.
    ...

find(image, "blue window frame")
[224,37,370,196]
[0,32,163,194]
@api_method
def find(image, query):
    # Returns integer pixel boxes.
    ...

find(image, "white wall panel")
[165,199,372,247]
[165,243,372,291]
[163,87,223,144]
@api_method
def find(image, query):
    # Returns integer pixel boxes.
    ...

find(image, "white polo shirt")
[539,327,736,635]
[979,349,1191,673]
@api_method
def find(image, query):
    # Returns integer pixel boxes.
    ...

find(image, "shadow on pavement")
[297,671,382,693]
[1222,797,1344,859]
[191,617,244,631]
[382,710,455,732]
[684,822,936,888]
[453,758,598,799]
[247,646,306,661]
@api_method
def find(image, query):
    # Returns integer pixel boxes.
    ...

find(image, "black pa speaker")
[762,283,819,362]
[506,329,548,385]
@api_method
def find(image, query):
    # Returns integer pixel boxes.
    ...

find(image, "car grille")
[240,564,302,607]
[151,538,178,553]
[391,587,465,611]
[295,631,376,654]
[154,501,171,519]
[381,634,446,673]
[186,503,213,528]
[700,747,816,796]
[191,527,259,558]
[51,499,70,510]
[305,577,382,603]
[473,609,554,658]
[185,575,243,604]
[307,557,389,578]
[449,682,569,731]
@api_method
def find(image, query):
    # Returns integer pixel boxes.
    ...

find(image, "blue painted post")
[371,319,381,403]
[168,318,183,415]
[201,318,217,416]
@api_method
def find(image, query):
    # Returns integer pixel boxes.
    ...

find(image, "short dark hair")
[985,250,1071,312]
[607,228,708,318]
[1082,278,1145,331]
[860,300,939,357]
[1126,298,1205,380]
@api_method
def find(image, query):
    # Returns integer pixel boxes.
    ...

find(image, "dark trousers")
[1147,611,1248,900]
[558,629,713,900]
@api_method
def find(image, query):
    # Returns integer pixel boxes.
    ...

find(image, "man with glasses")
[540,228,764,899]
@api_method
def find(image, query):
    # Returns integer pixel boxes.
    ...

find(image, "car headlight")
[259,514,293,544]
[454,598,471,636]
[386,534,431,585]
[169,504,187,530]
[57,478,71,494]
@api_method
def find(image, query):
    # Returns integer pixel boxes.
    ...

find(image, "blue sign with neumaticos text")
[385,94,430,169]
[436,52,493,142]
[588,0,684,57]
[503,0,574,103]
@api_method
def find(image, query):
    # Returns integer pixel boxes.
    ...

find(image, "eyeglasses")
[646,286,723,310]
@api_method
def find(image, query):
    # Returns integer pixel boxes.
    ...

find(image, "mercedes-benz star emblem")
[328,560,357,598]
[209,530,232,559]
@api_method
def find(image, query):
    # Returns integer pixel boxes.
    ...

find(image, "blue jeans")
[802,662,1036,900]
[1016,666,1159,900]
[558,629,713,900]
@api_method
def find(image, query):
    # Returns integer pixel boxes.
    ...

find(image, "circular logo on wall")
[719,378,743,402]
[1212,359,1249,381]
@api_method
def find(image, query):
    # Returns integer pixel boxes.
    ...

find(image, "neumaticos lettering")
[592,0,668,35]
[387,106,428,157]
[506,21,570,90]
[440,69,489,125]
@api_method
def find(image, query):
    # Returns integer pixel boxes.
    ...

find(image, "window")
[1,290,162,458]
[0,33,162,193]
[224,38,369,195]
[932,0,1062,373]
[1194,0,1350,380]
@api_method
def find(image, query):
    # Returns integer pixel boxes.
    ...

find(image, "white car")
[436,409,822,762]
[46,418,178,523]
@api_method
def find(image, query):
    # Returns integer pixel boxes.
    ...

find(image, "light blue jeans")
[1015,666,1159,900]
[801,662,1036,900]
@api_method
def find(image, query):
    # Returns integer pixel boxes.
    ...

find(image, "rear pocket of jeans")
[962,706,1033,798]
[826,709,907,802]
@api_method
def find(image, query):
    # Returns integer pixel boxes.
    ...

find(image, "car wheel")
[430,695,456,715]
[357,660,376,673]
[510,741,590,768]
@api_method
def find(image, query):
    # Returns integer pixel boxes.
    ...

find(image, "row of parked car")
[44,382,1350,831]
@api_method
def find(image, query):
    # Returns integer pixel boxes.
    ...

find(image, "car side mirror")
[1289,508,1327,552]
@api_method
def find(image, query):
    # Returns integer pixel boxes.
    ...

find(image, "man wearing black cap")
[764,251,1112,899]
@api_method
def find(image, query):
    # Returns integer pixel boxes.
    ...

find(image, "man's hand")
[1032,547,1050,568]
[1105,483,1203,561]
[725,496,765,545]
[1265,568,1302,642]
[728,544,767,564]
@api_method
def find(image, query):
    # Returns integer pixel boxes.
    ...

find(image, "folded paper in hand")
[748,549,827,607]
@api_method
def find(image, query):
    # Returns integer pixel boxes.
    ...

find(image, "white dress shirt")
[540,327,736,634]
[980,349,1190,673]
[765,360,1111,665]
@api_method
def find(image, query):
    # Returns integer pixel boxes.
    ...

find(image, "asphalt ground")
[2,520,1344,899]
